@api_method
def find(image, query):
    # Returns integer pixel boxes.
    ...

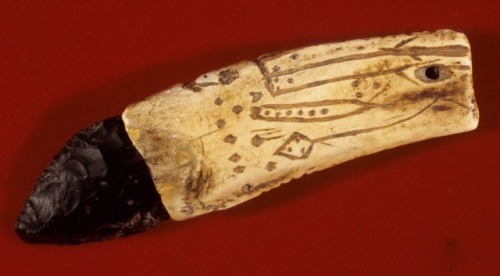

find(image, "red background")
[1,1,499,275]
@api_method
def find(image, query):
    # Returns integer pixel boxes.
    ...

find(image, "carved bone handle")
[123,30,479,221]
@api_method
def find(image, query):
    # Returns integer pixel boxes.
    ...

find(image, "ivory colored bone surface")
[123,30,478,221]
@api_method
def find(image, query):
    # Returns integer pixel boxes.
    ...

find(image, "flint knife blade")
[16,30,479,244]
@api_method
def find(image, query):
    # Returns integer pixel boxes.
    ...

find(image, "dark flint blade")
[15,116,169,244]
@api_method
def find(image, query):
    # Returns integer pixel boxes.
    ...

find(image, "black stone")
[15,116,170,244]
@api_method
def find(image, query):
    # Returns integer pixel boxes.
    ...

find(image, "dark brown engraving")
[250,106,261,119]
[234,176,288,198]
[259,45,469,96]
[266,162,277,172]
[251,132,284,147]
[223,135,237,144]
[267,63,417,96]
[214,97,224,105]
[216,119,226,128]
[261,45,468,76]
[249,36,472,165]
[394,36,416,48]
[250,91,263,103]
[312,85,464,147]
[251,128,278,133]
[252,176,288,194]
[268,84,466,161]
[233,166,246,174]
[232,105,244,115]
[252,135,265,147]
[229,153,241,162]
[251,99,383,123]
[275,132,313,160]
[432,105,452,112]
[183,82,202,92]
[185,167,213,200]
[311,99,438,144]
[241,184,252,194]
[219,69,239,85]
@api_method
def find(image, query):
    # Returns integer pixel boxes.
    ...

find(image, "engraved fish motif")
[16,30,478,243]
[123,29,478,221]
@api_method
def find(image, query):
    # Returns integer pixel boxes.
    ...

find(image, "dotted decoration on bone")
[241,184,252,194]
[249,91,263,103]
[214,97,224,106]
[216,119,226,128]
[252,106,333,121]
[232,105,243,115]
[233,166,246,174]
[265,161,277,172]
[228,153,241,162]
[223,134,237,144]
[252,135,265,147]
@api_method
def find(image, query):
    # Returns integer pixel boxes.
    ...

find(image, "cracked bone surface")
[123,30,478,221]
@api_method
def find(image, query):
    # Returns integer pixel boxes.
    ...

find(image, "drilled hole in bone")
[425,66,440,80]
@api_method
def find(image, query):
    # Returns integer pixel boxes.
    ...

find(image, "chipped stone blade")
[16,30,478,244]
[15,117,169,244]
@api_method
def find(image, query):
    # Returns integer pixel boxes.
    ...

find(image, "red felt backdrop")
[1,1,499,275]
